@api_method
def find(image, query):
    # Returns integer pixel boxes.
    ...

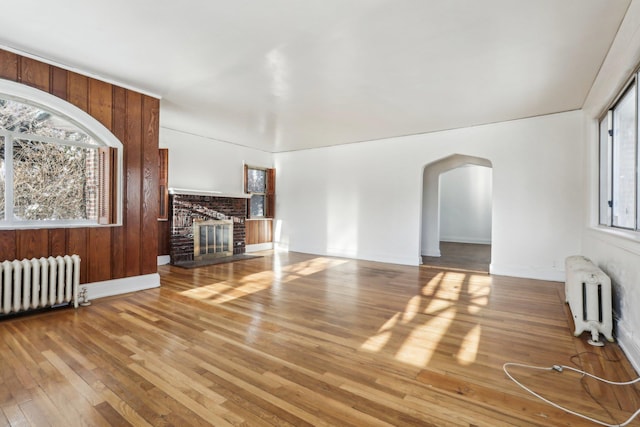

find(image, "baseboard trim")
[440,237,492,245]
[246,243,273,252]
[490,264,564,282]
[80,273,160,301]
[617,321,640,374]
[422,250,441,257]
[326,250,419,266]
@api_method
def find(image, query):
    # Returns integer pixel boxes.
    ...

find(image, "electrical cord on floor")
[503,362,640,427]
[569,349,623,422]
[570,349,622,370]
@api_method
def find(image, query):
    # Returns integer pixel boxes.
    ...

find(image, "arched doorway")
[420,154,493,271]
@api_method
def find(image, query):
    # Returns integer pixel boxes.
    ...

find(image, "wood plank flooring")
[1,251,639,426]
[422,242,491,273]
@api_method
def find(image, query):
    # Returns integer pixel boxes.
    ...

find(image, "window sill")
[0,220,119,230]
[587,225,640,255]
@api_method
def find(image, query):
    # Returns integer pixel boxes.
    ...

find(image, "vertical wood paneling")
[111,86,127,279]
[66,72,89,283]
[111,226,126,279]
[87,79,113,282]
[0,230,17,261]
[16,229,49,259]
[19,57,50,92]
[67,72,89,111]
[50,66,67,99]
[0,50,16,263]
[0,48,159,285]
[125,91,143,277]
[246,220,257,245]
[67,229,88,284]
[246,219,273,245]
[158,220,170,256]
[112,86,127,138]
[0,50,18,80]
[88,228,112,282]
[89,79,113,128]
[266,168,276,218]
[158,149,169,220]
[141,96,159,274]
[48,229,67,257]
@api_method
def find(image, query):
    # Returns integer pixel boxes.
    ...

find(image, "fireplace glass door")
[193,220,233,259]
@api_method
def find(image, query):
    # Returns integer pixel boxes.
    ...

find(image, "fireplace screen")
[193,219,233,259]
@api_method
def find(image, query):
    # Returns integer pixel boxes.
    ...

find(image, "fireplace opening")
[193,219,233,260]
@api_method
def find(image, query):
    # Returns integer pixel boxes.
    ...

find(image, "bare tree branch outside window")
[0,98,98,221]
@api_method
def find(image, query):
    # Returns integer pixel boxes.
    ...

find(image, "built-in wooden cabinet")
[246,218,273,245]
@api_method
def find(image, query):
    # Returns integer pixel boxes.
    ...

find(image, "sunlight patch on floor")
[360,313,400,352]
[278,257,349,279]
[394,310,456,367]
[360,330,393,353]
[401,295,422,324]
[360,269,490,368]
[180,257,348,304]
[456,324,482,365]
[421,272,444,296]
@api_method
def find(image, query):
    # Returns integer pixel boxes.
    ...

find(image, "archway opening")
[420,154,493,272]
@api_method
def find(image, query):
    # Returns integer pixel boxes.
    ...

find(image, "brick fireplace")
[169,189,249,265]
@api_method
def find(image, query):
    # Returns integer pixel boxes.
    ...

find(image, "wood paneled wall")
[246,219,273,245]
[0,49,159,284]
[158,220,171,256]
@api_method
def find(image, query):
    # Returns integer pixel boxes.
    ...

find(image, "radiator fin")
[0,255,81,316]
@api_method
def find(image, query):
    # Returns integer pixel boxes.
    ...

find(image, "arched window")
[0,79,122,228]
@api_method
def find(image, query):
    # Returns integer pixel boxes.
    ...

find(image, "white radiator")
[565,255,613,345]
[0,255,81,315]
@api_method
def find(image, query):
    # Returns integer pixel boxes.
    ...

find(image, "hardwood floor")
[1,251,639,426]
[422,242,491,273]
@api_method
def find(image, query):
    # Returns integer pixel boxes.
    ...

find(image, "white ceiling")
[0,0,631,152]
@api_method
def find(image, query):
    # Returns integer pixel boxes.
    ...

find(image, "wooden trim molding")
[158,148,169,220]
[266,167,276,218]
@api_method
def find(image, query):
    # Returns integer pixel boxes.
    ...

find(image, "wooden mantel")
[168,188,251,199]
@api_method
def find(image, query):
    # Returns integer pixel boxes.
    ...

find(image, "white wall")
[159,127,272,193]
[582,231,640,369]
[580,1,640,372]
[440,165,492,244]
[275,110,584,280]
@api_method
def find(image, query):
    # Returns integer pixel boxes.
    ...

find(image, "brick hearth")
[170,192,247,264]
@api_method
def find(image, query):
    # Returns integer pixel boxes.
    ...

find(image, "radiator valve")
[79,287,91,306]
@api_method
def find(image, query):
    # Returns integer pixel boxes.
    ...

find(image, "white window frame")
[598,76,640,234]
[0,79,123,228]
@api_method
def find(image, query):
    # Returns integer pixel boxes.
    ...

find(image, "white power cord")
[503,362,640,427]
